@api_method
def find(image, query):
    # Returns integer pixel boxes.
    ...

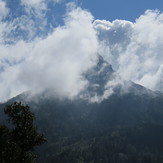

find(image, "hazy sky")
[0,0,163,102]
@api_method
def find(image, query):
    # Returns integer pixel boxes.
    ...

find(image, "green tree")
[0,102,46,163]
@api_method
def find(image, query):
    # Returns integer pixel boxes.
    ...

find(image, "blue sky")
[3,0,163,39]
[80,0,163,21]
[4,0,163,24]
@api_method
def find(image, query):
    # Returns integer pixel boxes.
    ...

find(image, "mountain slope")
[1,55,163,162]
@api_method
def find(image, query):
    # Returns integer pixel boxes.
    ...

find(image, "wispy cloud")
[0,0,9,19]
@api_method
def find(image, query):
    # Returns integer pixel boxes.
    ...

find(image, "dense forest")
[0,102,46,163]
[40,124,163,163]
[1,90,163,162]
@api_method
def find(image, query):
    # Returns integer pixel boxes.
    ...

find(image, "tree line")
[0,102,46,163]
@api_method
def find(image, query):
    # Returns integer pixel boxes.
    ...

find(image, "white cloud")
[0,40,33,101]
[21,0,61,10]
[94,10,163,93]
[0,0,9,19]
[0,5,99,102]
[19,6,98,98]
[21,0,47,28]
[21,0,45,8]
[52,0,62,3]
[21,0,61,6]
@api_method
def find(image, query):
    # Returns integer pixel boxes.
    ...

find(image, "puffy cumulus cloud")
[94,19,133,70]
[0,41,33,101]
[0,0,9,19]
[94,10,163,93]
[18,6,98,98]
[0,5,99,102]
[94,19,133,46]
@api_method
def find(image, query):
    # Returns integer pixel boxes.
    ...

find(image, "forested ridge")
[1,92,163,162]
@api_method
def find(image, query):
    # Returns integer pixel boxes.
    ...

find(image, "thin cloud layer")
[0,0,9,19]
[21,0,61,11]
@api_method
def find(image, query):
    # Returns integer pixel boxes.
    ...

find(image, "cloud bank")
[94,10,163,93]
[0,1,163,102]
[0,3,99,101]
